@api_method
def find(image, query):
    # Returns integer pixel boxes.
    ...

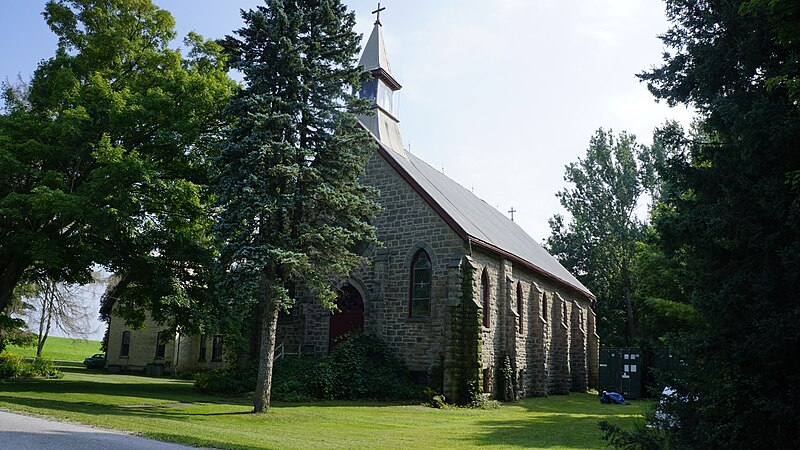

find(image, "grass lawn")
[0,365,647,449]
[6,336,102,361]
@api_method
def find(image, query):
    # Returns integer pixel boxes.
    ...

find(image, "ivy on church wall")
[446,259,483,405]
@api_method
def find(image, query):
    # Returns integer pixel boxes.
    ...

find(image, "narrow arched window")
[517,282,524,333]
[410,250,432,317]
[481,269,490,327]
[120,331,131,357]
[542,293,548,322]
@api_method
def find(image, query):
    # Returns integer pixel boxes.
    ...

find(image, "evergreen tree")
[215,0,378,413]
[640,0,800,447]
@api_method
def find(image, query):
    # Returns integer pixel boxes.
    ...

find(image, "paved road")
[0,410,207,450]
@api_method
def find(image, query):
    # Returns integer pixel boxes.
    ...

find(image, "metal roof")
[358,22,392,75]
[373,141,594,300]
[355,18,593,300]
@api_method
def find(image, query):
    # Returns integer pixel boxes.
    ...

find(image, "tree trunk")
[622,258,634,345]
[0,259,27,315]
[37,295,53,359]
[253,296,280,413]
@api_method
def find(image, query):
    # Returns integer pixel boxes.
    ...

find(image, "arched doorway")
[328,285,364,352]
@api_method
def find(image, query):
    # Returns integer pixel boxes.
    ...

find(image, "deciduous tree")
[547,129,660,345]
[0,0,234,332]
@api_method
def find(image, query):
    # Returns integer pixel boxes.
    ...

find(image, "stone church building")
[105,17,599,401]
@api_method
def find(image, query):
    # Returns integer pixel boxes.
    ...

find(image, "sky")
[1,0,694,340]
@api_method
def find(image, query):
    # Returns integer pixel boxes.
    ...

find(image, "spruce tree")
[215,0,377,413]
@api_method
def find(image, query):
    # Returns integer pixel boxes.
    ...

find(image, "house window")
[155,331,166,359]
[198,334,207,361]
[481,269,490,328]
[120,331,130,357]
[542,293,548,322]
[211,335,223,361]
[517,282,524,334]
[410,250,432,317]
[563,301,568,324]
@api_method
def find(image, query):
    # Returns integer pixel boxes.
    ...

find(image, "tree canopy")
[0,0,234,332]
[547,128,660,346]
[214,0,378,413]
[639,0,800,447]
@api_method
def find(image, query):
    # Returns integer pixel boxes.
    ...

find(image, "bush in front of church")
[195,333,421,401]
[308,332,417,401]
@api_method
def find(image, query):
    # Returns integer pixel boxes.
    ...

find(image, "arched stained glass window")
[410,250,432,317]
[481,269,490,328]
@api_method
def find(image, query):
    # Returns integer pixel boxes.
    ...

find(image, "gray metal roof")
[358,22,392,74]
[375,142,594,300]
[355,18,592,300]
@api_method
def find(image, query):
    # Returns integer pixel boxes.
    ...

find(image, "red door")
[328,286,364,352]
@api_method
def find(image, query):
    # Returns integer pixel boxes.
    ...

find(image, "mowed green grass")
[0,366,647,449]
[6,336,102,361]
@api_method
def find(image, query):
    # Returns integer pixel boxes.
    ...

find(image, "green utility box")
[600,347,677,398]
[599,347,652,399]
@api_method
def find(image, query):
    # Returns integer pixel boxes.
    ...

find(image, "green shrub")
[0,353,62,379]
[598,420,669,450]
[194,361,257,396]
[194,333,420,401]
[0,352,23,379]
[310,333,416,400]
[271,357,318,402]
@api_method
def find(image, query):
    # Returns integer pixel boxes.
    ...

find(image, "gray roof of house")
[375,142,594,300]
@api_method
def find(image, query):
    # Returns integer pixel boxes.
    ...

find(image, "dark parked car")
[83,353,105,369]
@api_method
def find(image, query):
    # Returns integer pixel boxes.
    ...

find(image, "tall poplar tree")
[215,0,377,413]
[547,129,661,345]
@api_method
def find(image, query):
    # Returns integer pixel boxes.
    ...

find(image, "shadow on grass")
[0,374,248,408]
[460,393,648,449]
[0,393,251,420]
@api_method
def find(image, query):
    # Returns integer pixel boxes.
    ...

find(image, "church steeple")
[357,4,406,157]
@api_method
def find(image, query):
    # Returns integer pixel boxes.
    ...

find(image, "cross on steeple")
[508,207,517,221]
[372,2,386,26]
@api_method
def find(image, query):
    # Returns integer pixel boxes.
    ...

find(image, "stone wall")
[468,247,594,397]
[277,152,468,383]
[274,150,598,398]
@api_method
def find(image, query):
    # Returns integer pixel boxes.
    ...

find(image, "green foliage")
[0,0,234,331]
[598,420,669,450]
[0,352,22,378]
[196,334,417,402]
[311,333,414,400]
[213,0,378,411]
[0,352,62,379]
[0,314,31,352]
[194,362,257,397]
[637,0,800,447]
[547,129,661,345]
